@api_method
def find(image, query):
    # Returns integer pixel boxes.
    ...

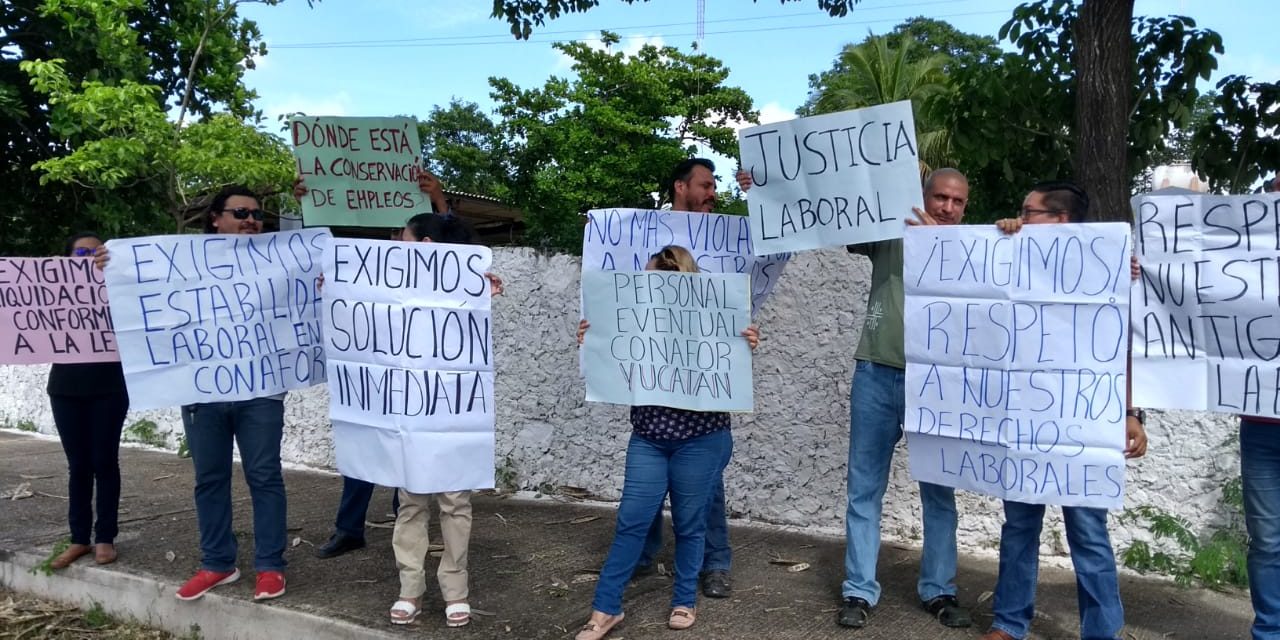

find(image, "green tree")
[489,31,755,252]
[491,0,858,39]
[1191,76,1280,193]
[2,0,289,253]
[494,1,1278,222]
[990,0,1224,219]
[885,17,1001,75]
[802,33,952,171]
[418,99,510,198]
[933,0,1227,220]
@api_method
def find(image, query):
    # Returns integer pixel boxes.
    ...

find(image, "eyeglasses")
[1020,208,1064,220]
[222,207,264,221]
[72,247,96,257]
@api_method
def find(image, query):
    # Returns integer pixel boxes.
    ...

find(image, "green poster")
[290,116,427,227]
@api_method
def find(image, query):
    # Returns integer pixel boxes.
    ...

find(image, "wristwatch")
[1126,408,1146,425]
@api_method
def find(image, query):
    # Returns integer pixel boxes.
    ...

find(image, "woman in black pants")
[47,232,131,569]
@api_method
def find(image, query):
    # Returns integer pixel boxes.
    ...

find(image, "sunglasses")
[72,247,96,257]
[222,207,265,221]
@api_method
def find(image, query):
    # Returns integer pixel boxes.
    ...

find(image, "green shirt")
[850,239,905,370]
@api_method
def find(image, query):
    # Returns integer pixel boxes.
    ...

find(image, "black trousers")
[49,393,130,545]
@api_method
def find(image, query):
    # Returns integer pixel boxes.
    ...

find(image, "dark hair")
[64,232,102,256]
[205,185,259,232]
[404,213,478,245]
[666,158,715,204]
[1030,180,1089,223]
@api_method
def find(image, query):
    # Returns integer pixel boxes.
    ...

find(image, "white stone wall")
[0,247,1242,559]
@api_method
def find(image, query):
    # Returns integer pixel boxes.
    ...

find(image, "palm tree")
[808,34,954,173]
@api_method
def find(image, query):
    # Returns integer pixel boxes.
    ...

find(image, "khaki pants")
[392,490,472,601]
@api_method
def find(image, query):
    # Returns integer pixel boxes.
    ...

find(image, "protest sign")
[1132,192,1280,418]
[0,257,117,364]
[323,238,495,494]
[104,229,330,409]
[290,116,425,227]
[903,223,1133,509]
[737,101,923,255]
[581,270,752,412]
[582,208,787,317]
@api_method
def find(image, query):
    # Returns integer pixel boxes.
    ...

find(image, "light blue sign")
[581,270,753,412]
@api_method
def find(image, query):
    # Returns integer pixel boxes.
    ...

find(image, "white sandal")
[389,599,420,625]
[445,602,471,628]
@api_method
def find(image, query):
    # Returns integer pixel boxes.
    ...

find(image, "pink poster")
[0,257,118,364]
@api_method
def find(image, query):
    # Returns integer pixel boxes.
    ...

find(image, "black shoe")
[315,532,366,559]
[837,596,871,628]
[699,570,731,598]
[922,595,972,628]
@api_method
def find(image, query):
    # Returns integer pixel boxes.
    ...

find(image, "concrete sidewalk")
[0,431,1256,639]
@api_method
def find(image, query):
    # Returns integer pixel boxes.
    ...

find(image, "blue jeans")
[1242,417,1280,639]
[334,475,400,539]
[592,430,731,614]
[843,359,957,605]
[991,502,1123,640]
[638,437,733,573]
[182,397,287,573]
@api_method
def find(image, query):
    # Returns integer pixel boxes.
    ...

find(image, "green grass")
[0,588,178,638]
[123,419,167,448]
[31,538,70,577]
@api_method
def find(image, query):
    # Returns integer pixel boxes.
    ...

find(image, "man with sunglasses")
[979,180,1149,640]
[94,186,291,602]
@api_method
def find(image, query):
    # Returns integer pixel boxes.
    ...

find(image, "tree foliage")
[418,99,510,198]
[932,1,1230,220]
[487,31,755,252]
[490,0,857,39]
[1,0,292,254]
[1191,76,1280,193]
[802,32,953,172]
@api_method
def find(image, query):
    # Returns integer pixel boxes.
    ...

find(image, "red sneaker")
[176,568,239,601]
[254,570,286,601]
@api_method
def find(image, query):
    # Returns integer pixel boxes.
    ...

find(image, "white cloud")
[756,102,794,126]
[262,91,354,122]
[721,101,795,135]
[553,33,667,72]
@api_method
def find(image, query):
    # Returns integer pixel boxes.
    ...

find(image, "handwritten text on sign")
[903,223,1133,509]
[104,229,330,409]
[582,208,787,318]
[291,116,425,227]
[738,101,923,255]
[323,238,495,494]
[581,270,752,412]
[0,257,117,364]
[1132,193,1280,418]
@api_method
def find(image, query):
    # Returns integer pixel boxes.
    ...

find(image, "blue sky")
[240,0,1278,181]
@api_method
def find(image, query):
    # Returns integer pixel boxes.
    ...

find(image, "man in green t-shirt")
[734,167,972,629]
[839,168,972,630]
